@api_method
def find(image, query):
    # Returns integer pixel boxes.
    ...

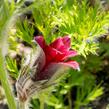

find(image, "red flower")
[34,36,79,81]
[16,35,79,102]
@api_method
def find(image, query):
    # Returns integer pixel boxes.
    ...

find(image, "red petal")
[45,45,70,63]
[60,61,79,70]
[34,36,46,49]
[35,63,67,80]
[45,46,78,63]
[62,35,70,48]
[36,61,79,81]
[50,37,64,49]
[53,50,78,62]
[61,50,78,60]
[45,46,58,64]
[50,36,71,52]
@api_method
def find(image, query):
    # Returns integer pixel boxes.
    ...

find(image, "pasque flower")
[34,35,79,81]
[16,35,79,102]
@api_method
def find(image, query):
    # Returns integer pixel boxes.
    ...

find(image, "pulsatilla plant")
[16,36,79,104]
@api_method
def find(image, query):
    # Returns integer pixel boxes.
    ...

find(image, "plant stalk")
[40,96,45,109]
[0,50,17,109]
[18,101,26,109]
[68,90,72,109]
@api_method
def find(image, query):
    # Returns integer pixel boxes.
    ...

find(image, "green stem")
[68,90,72,109]
[40,97,45,109]
[0,51,17,109]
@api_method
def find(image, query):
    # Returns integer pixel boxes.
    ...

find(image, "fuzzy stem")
[16,99,29,109]
[18,101,26,109]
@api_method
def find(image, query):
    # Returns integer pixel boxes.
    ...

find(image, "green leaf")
[6,56,19,79]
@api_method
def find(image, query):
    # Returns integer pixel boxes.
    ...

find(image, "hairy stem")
[18,101,26,109]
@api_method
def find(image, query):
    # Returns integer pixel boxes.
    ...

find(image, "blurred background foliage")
[0,0,109,109]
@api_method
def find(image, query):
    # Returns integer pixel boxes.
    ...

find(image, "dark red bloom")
[34,36,79,81]
[16,36,79,102]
